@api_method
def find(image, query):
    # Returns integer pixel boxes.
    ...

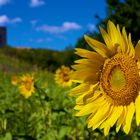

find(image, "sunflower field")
[1,21,140,140]
[0,48,84,140]
[0,48,118,140]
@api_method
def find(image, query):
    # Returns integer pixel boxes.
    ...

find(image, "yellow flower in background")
[70,21,140,135]
[11,75,18,86]
[55,65,73,87]
[18,74,35,98]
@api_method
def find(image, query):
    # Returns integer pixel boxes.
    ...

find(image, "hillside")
[0,47,75,72]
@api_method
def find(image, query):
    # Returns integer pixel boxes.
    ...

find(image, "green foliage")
[98,0,140,43]
[0,69,93,140]
[0,47,75,72]
[0,51,87,139]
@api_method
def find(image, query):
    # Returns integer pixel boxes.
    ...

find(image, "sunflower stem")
[34,82,49,131]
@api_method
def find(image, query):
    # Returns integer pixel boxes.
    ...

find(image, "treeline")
[1,47,76,72]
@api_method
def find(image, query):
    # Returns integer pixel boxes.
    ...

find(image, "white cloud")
[0,0,10,6]
[29,37,53,43]
[87,23,96,31]
[35,38,45,43]
[0,15,9,24]
[11,17,22,23]
[0,15,22,25]
[36,22,82,34]
[30,0,45,7]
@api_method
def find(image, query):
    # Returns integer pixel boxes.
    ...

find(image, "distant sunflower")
[18,74,35,98]
[70,21,140,135]
[55,65,73,87]
[11,75,18,86]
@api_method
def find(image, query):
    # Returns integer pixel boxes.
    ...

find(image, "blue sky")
[0,0,106,50]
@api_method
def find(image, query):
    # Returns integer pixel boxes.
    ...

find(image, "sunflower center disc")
[100,54,139,105]
[110,66,126,91]
[25,80,32,90]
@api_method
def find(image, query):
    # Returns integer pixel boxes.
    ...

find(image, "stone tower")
[0,27,7,48]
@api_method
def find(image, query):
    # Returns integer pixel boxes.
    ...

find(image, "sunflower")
[55,65,73,87]
[70,21,140,135]
[18,74,35,98]
[11,75,18,86]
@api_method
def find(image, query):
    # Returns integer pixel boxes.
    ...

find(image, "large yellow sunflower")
[55,65,73,87]
[70,21,140,135]
[18,74,35,98]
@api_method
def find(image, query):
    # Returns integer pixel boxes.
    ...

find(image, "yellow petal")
[71,79,83,83]
[85,107,99,120]
[87,101,110,129]
[82,84,100,104]
[100,106,123,128]
[69,83,91,96]
[128,33,135,58]
[122,27,130,55]
[74,58,98,66]
[75,48,105,62]
[84,35,110,58]
[74,105,83,110]
[72,62,102,71]
[76,93,88,105]
[109,106,123,127]
[123,102,135,134]
[99,27,113,50]
[70,69,99,84]
[104,126,110,136]
[92,106,113,130]
[75,96,105,116]
[83,89,100,102]
[135,94,140,126]
[76,90,93,105]
[107,20,118,46]
[116,25,126,53]
[135,40,140,59]
[116,106,127,132]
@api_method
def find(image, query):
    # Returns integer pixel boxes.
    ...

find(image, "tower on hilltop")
[0,27,7,48]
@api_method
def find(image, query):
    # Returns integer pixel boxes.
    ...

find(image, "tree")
[98,0,140,44]
[75,0,140,49]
